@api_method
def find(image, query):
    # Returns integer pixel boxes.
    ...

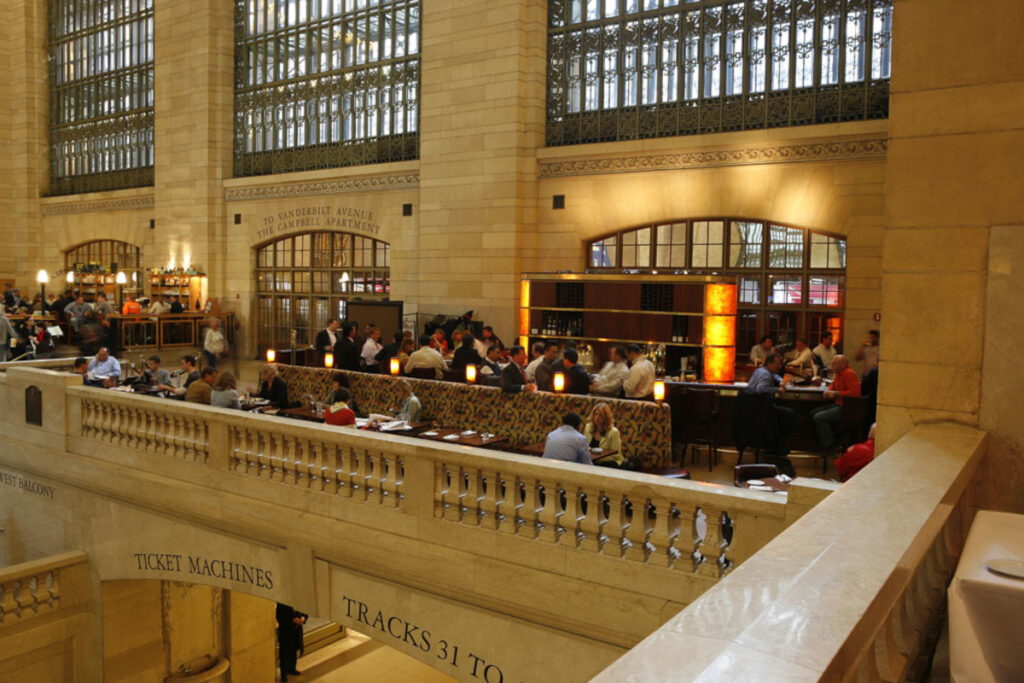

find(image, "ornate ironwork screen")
[234,0,420,177]
[547,0,892,146]
[48,0,155,196]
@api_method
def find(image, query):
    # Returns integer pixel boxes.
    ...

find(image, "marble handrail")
[67,385,795,577]
[593,423,987,681]
[0,551,88,626]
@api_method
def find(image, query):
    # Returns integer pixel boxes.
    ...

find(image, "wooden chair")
[827,395,870,473]
[733,463,780,488]
[409,367,436,380]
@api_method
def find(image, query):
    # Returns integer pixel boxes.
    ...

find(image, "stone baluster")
[280,435,296,485]
[624,497,651,562]
[498,476,523,536]
[477,467,503,531]
[143,409,158,453]
[355,449,373,501]
[578,488,605,553]
[648,498,679,569]
[462,468,484,527]
[381,455,401,508]
[518,479,542,539]
[443,464,465,522]
[696,505,726,579]
[558,485,585,548]
[337,445,355,496]
[536,480,563,544]
[603,493,628,558]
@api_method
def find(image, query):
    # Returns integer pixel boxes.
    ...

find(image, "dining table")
[417,428,509,448]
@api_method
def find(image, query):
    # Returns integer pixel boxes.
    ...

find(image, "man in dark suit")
[562,347,591,395]
[334,321,361,371]
[451,333,484,372]
[314,318,339,366]
[168,295,184,314]
[501,345,536,394]
[275,602,307,682]
[375,330,404,367]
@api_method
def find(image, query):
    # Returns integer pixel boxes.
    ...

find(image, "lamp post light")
[115,271,127,311]
[36,269,49,306]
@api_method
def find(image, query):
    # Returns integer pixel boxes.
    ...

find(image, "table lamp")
[553,372,565,393]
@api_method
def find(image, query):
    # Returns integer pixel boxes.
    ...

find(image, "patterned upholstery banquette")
[275,365,672,468]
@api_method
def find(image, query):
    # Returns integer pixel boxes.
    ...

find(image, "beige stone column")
[416,0,547,341]
[879,0,1024,464]
[152,0,234,304]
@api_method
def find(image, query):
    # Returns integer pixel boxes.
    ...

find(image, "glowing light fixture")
[519,279,531,349]
[115,271,127,285]
[390,357,401,375]
[465,364,477,383]
[552,372,565,393]
[36,269,49,284]
[266,349,276,363]
[653,380,666,402]
[703,282,738,383]
[324,352,335,368]
[66,270,75,284]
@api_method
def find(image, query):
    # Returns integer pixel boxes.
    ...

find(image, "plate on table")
[443,434,460,441]
[422,431,439,437]
[745,479,765,486]
[986,558,1024,580]
[461,430,477,436]
[748,484,773,492]
[591,447,603,454]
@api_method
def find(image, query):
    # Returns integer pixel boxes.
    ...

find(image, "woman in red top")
[429,328,448,354]
[324,387,356,426]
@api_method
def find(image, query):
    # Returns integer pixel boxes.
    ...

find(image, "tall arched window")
[586,218,846,353]
[255,231,390,351]
[64,240,143,302]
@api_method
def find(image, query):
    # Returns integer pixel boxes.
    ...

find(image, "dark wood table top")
[277,406,326,422]
[418,428,509,448]
[743,476,790,492]
[516,441,618,462]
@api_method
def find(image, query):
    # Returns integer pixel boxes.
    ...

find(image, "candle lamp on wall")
[653,380,666,402]
[552,372,566,393]
[266,349,276,363]
[324,352,335,369]
[465,364,477,383]
[703,282,738,384]
[390,357,401,375]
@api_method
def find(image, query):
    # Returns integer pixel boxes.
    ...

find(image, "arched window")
[586,219,846,353]
[547,0,893,146]
[64,240,143,302]
[255,231,391,351]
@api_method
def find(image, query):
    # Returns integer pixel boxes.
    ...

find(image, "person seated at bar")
[548,341,577,381]
[855,329,880,376]
[451,333,485,373]
[524,342,546,381]
[542,412,592,465]
[121,294,141,315]
[584,403,623,466]
[185,367,217,404]
[328,372,361,416]
[836,423,876,482]
[480,344,503,377]
[810,355,861,459]
[590,345,629,396]
[168,295,184,314]
[623,344,655,399]
[64,294,91,332]
[813,332,837,369]
[375,330,405,368]
[480,326,504,350]
[143,355,176,393]
[252,364,289,408]
[210,371,241,409]
[785,338,815,377]
[88,347,122,387]
[315,318,339,366]
[324,387,356,426]
[92,292,114,316]
[749,334,775,365]
[501,345,536,394]
[147,295,170,315]
[532,342,560,391]
[394,379,422,422]
[429,328,449,354]
[742,353,796,464]
[561,347,590,394]
[361,325,383,372]
[334,322,361,371]
[404,335,447,379]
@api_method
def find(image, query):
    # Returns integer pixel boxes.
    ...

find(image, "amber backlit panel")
[703,347,736,383]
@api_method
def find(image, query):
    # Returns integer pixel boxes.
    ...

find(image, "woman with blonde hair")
[394,379,422,422]
[584,403,623,466]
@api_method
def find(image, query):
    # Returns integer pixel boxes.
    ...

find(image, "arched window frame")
[63,240,143,302]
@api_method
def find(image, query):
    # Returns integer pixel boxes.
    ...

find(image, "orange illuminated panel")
[520,279,530,309]
[653,380,666,402]
[552,372,565,392]
[828,317,842,345]
[266,349,276,363]
[465,364,477,383]
[520,308,529,337]
[705,283,738,315]
[324,352,335,368]
[389,357,401,375]
[704,315,736,347]
[703,347,736,383]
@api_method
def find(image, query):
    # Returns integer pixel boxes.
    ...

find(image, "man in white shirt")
[524,342,546,382]
[590,345,629,396]
[623,344,655,399]
[786,338,815,377]
[148,296,170,315]
[404,335,447,379]
[87,347,122,387]
[361,326,382,372]
[749,334,775,365]
[812,332,837,369]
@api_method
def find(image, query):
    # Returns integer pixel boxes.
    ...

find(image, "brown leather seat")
[733,463,781,488]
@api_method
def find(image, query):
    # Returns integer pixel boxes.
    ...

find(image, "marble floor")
[297,630,456,683]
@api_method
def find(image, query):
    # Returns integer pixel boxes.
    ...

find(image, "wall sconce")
[390,357,401,375]
[703,283,738,384]
[552,372,565,393]
[266,349,276,363]
[653,380,666,402]
[66,270,75,284]
[465,364,477,383]
[324,352,335,369]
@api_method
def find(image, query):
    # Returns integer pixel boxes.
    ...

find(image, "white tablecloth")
[949,510,1024,682]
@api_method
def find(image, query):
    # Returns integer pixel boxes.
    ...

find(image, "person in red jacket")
[811,355,861,458]
[836,423,876,482]
[324,386,356,426]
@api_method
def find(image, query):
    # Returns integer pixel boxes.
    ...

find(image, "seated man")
[749,334,775,365]
[170,355,201,397]
[501,345,536,394]
[532,342,560,391]
[143,355,177,393]
[87,347,122,387]
[63,295,91,332]
[742,353,795,462]
[404,334,447,379]
[836,423,876,482]
[121,295,142,315]
[590,346,628,396]
[561,347,590,395]
[185,367,217,404]
[451,333,485,372]
[541,412,592,465]
[524,342,547,381]
[73,356,104,386]
[810,354,861,458]
[623,344,655,399]
[93,293,114,317]
[785,338,815,377]
[479,344,503,377]
[812,332,837,370]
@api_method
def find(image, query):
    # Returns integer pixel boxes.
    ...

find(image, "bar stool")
[686,388,719,471]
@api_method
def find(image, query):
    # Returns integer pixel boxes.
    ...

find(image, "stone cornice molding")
[41,195,155,216]
[538,137,888,178]
[226,173,419,201]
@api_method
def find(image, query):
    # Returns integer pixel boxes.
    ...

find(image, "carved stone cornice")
[538,137,888,178]
[41,195,155,216]
[226,173,419,201]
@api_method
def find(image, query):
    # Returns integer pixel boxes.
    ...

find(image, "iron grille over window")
[48,0,155,196]
[234,0,420,178]
[546,0,892,146]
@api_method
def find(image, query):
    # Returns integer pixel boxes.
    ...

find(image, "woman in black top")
[451,334,484,372]
[256,363,290,408]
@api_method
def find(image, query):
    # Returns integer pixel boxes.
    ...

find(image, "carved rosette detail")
[538,138,888,178]
[226,173,419,202]
[42,196,155,216]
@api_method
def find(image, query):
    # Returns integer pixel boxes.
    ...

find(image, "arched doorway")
[63,239,143,303]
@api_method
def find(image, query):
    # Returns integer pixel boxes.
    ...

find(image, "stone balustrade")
[0,551,88,626]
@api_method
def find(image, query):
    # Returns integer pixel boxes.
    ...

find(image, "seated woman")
[325,387,356,426]
[211,371,241,409]
[250,364,289,408]
[429,328,448,354]
[395,379,422,422]
[397,337,415,369]
[329,372,361,416]
[583,403,623,466]
[31,322,55,358]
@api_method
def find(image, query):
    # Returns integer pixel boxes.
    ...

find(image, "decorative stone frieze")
[225,173,419,201]
[41,195,155,216]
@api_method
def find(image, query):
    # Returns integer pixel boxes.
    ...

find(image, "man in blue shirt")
[88,347,122,387]
[741,353,795,472]
[746,353,785,394]
[542,412,592,465]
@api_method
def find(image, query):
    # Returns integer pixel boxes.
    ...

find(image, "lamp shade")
[36,269,49,284]
[705,283,738,315]
[552,372,565,392]
[66,270,75,284]
[465,364,477,383]
[653,380,666,402]
[115,271,127,285]
[390,357,401,375]
[266,349,276,363]
[324,352,335,368]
